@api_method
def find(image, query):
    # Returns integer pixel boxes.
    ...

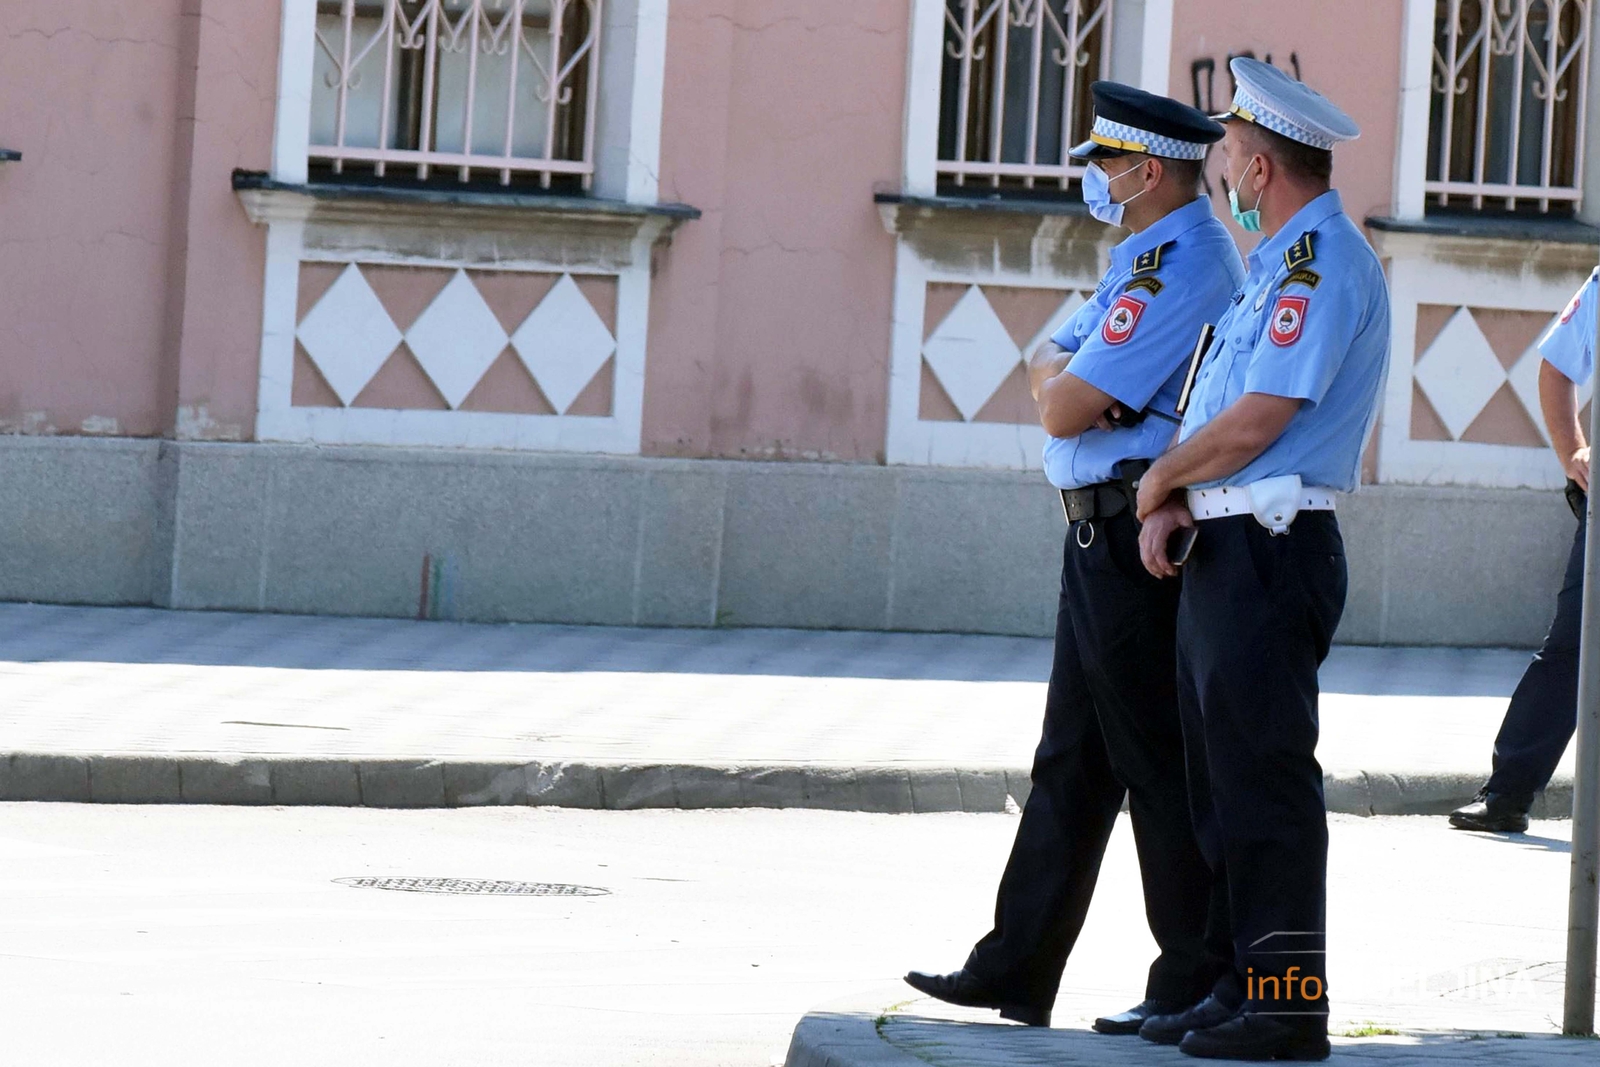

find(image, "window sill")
[874,190,1094,221]
[1367,212,1599,246]
[233,171,700,268]
[233,171,700,234]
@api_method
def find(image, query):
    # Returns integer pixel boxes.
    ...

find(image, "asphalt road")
[0,804,1576,1066]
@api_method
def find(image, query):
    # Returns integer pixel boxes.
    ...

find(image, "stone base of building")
[0,436,1572,647]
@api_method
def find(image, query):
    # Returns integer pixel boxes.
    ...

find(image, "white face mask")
[1082,160,1151,227]
[1227,156,1265,232]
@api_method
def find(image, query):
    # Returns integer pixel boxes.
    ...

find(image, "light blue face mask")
[1081,161,1150,227]
[1228,156,1265,233]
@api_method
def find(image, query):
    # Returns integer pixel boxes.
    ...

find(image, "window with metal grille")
[1427,0,1592,215]
[936,0,1113,196]
[309,0,601,190]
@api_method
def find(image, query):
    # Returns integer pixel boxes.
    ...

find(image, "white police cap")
[1216,57,1359,151]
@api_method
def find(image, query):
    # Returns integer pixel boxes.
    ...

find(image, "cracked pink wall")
[0,1,187,437]
[645,0,905,462]
[1169,1,1403,240]
[0,1,276,440]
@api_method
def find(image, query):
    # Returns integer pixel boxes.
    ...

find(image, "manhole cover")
[335,877,610,897]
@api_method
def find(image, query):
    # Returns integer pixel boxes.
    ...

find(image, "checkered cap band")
[1230,86,1337,150]
[1091,116,1210,160]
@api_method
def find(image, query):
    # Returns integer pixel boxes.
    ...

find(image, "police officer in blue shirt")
[1451,266,1599,833]
[1132,59,1390,1060]
[906,82,1245,1037]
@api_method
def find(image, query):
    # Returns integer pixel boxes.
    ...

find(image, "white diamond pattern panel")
[296,264,404,406]
[294,266,619,416]
[406,270,512,410]
[922,286,1023,422]
[1413,307,1513,439]
[511,275,618,414]
[1509,330,1590,446]
[1023,291,1086,360]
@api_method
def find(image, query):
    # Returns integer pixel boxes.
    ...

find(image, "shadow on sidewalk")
[0,602,1529,695]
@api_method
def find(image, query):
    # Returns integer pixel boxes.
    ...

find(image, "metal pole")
[1566,267,1600,1036]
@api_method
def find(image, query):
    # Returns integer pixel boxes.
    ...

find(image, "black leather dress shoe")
[1178,1013,1330,1060]
[1139,994,1238,1045]
[1093,998,1186,1035]
[1449,787,1532,833]
[902,969,1050,1027]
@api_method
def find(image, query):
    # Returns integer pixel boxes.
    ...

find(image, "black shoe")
[1093,998,1187,1035]
[902,969,1050,1027]
[1449,787,1532,833]
[1139,994,1238,1045]
[1178,1012,1330,1060]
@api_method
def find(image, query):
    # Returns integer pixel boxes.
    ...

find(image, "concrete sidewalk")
[0,603,1573,813]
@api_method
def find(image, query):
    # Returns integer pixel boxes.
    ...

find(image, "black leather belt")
[1059,483,1128,524]
[1058,460,1151,547]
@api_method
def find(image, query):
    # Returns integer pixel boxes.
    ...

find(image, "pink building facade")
[1,1,1596,644]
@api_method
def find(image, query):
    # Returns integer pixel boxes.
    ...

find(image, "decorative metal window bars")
[309,0,602,188]
[937,0,1113,191]
[1428,0,1592,212]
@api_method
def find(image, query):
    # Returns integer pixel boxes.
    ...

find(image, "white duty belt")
[1186,474,1335,535]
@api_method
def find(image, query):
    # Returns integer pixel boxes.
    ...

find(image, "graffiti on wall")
[1188,51,1302,196]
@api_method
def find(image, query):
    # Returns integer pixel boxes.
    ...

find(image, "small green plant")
[1338,1023,1402,1038]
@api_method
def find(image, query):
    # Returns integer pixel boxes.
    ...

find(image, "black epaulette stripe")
[1284,231,1316,272]
[1131,240,1176,277]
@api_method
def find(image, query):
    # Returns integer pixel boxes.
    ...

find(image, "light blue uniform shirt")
[1043,197,1245,490]
[1541,267,1598,387]
[1177,190,1391,493]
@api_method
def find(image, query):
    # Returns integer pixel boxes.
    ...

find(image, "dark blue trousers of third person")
[963,507,1224,1014]
[1487,507,1586,799]
[1177,512,1347,1024]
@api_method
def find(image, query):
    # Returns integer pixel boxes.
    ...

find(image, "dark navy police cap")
[1069,81,1225,161]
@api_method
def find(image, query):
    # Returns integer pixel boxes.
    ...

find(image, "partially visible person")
[1450,264,1599,834]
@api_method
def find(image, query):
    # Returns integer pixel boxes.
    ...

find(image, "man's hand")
[1139,501,1195,579]
[1566,446,1592,492]
[1093,404,1123,432]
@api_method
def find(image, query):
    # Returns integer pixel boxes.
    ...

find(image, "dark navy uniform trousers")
[964,507,1224,1013]
[1177,512,1346,1018]
[1488,508,1587,799]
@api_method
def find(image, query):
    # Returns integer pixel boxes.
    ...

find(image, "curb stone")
[0,753,1573,815]
[783,990,1600,1067]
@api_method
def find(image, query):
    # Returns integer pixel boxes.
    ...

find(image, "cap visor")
[1068,138,1127,161]
[1212,111,1241,123]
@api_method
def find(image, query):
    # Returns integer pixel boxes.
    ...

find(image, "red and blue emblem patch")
[1101,295,1146,346]
[1269,295,1309,347]
[1560,286,1585,324]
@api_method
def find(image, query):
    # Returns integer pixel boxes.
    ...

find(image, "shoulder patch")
[1278,268,1322,291]
[1131,240,1176,277]
[1284,231,1316,272]
[1124,277,1166,297]
[1101,295,1146,345]
[1269,295,1309,347]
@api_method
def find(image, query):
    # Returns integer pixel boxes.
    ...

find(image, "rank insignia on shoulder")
[1131,240,1175,277]
[1278,268,1322,291]
[1124,277,1165,297]
[1284,232,1316,272]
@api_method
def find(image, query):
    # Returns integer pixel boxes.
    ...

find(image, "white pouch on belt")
[1248,474,1303,535]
